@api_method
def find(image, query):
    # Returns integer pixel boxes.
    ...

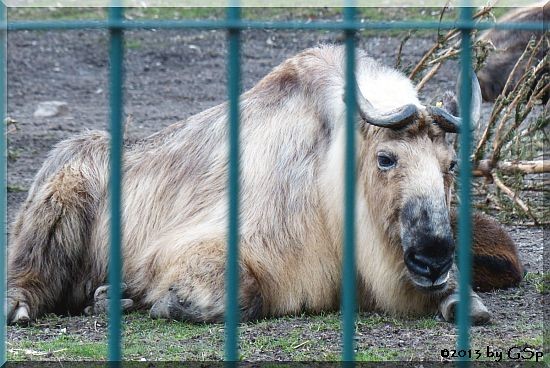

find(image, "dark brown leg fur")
[451,210,524,291]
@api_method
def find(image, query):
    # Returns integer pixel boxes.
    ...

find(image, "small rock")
[33,101,68,118]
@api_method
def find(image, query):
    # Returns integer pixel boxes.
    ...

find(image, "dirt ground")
[6,26,547,362]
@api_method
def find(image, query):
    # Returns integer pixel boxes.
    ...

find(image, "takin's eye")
[448,160,457,173]
[377,152,397,170]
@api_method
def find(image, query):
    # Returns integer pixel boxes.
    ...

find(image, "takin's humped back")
[7,45,524,325]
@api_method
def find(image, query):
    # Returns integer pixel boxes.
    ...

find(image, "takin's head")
[354,66,482,293]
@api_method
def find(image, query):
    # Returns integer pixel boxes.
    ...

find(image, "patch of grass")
[125,39,142,50]
[413,317,439,329]
[357,313,439,330]
[122,313,223,360]
[534,276,549,295]
[10,335,107,360]
[242,334,299,356]
[514,335,544,348]
[7,184,27,193]
[8,7,106,21]
[515,320,544,335]
[356,347,400,361]
[127,7,223,21]
[8,148,21,161]
[240,313,341,360]
[509,336,544,362]
[523,272,550,294]
[308,312,341,332]
[359,312,414,329]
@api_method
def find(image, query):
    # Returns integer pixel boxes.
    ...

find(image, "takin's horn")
[354,80,419,130]
[427,72,482,134]
[426,105,462,133]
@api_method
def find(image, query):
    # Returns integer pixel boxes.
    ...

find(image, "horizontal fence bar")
[3,19,547,32]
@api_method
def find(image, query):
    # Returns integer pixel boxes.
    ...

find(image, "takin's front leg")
[439,289,491,325]
[83,283,135,316]
[436,270,491,325]
[144,240,264,323]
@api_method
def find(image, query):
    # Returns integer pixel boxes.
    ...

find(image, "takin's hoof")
[93,283,129,302]
[439,291,491,325]
[84,298,135,316]
[149,288,219,322]
[83,283,134,316]
[149,290,185,320]
[7,288,33,326]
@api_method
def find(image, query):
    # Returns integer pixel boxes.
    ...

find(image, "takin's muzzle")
[400,196,455,291]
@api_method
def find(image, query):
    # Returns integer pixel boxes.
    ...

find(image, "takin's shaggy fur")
[8,45,523,325]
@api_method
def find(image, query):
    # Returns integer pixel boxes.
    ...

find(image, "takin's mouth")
[407,271,450,292]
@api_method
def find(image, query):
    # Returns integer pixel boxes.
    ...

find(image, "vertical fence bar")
[108,4,124,365]
[0,2,6,365]
[225,3,241,365]
[457,4,473,367]
[342,3,356,365]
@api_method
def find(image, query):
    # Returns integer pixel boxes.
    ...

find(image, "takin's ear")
[450,209,525,292]
[441,91,459,117]
[438,92,459,145]
[431,72,483,135]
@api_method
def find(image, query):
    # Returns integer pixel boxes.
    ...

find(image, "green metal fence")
[0,2,546,365]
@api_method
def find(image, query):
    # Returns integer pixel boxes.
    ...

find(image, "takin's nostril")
[404,251,432,278]
[405,251,452,283]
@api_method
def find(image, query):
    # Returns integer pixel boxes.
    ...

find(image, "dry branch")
[498,160,546,175]
[492,173,539,224]
[408,6,494,81]
[473,160,547,177]
[395,31,414,70]
[473,37,542,163]
[490,54,549,165]
[415,63,443,92]
[408,5,548,223]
